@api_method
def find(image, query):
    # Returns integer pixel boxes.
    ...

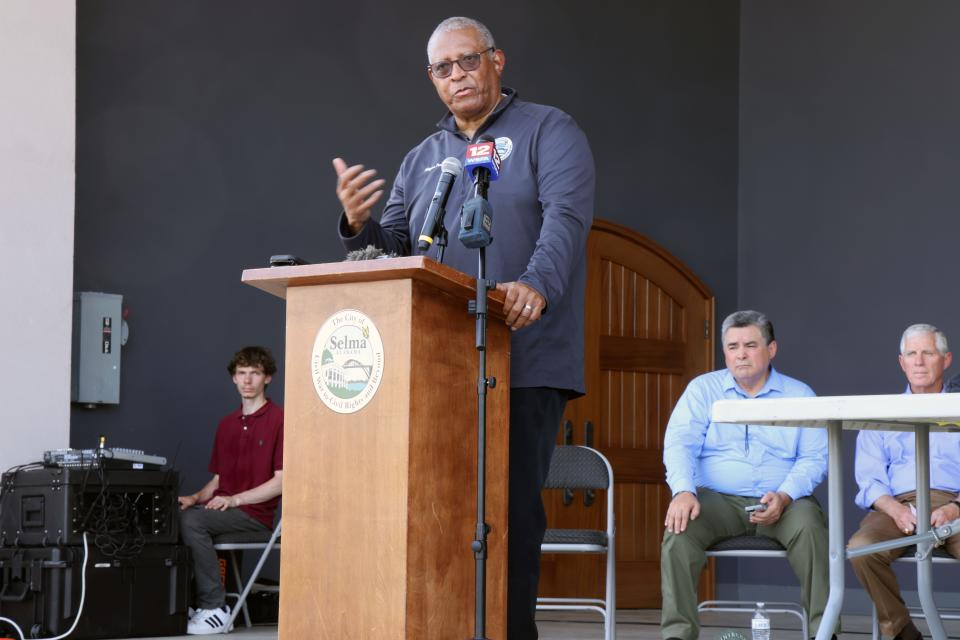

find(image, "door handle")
[584,420,595,507]
[562,420,574,505]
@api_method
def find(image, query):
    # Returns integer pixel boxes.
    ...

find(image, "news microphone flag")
[464,140,501,181]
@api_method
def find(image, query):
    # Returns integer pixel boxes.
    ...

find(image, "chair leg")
[227,549,254,628]
[605,544,616,640]
[225,523,283,631]
[871,602,879,640]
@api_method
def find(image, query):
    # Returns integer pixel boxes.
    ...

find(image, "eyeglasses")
[427,47,495,79]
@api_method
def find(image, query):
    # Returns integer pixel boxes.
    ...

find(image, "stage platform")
[112,611,960,639]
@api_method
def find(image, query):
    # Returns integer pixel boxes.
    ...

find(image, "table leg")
[818,420,844,640]
[915,424,946,640]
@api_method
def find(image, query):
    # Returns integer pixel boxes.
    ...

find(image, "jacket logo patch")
[495,137,513,161]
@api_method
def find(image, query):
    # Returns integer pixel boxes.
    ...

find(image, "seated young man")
[178,346,283,635]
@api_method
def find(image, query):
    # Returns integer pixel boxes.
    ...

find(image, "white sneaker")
[187,606,232,635]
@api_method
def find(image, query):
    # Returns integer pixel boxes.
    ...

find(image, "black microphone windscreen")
[345,245,395,261]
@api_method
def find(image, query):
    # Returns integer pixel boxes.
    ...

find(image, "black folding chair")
[537,445,616,640]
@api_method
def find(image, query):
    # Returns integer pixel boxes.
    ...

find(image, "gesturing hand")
[332,158,386,235]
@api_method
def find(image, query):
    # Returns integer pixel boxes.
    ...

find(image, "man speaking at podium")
[332,16,594,639]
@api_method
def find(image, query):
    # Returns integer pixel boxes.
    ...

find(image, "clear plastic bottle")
[751,602,771,640]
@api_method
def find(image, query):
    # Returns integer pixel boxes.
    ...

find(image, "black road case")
[0,467,179,547]
[0,544,191,639]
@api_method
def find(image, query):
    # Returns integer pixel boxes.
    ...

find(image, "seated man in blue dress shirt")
[947,371,960,392]
[849,323,960,640]
[661,310,833,640]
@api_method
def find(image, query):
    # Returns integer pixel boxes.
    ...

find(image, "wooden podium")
[242,256,510,640]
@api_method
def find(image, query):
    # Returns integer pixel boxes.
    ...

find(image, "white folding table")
[712,393,960,640]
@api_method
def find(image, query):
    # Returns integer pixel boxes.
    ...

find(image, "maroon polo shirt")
[208,399,284,528]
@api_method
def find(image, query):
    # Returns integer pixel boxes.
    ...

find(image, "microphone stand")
[436,224,448,264]
[466,169,495,640]
[418,201,450,264]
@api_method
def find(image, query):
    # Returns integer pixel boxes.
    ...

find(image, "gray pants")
[660,488,833,640]
[180,506,269,609]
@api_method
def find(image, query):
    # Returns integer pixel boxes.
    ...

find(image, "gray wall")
[78,0,960,609]
[73,1,740,494]
[72,0,960,611]
[736,1,960,606]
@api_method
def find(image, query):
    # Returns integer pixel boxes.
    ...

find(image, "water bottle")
[751,602,771,640]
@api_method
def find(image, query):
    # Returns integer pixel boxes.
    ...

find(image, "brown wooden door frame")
[540,218,716,609]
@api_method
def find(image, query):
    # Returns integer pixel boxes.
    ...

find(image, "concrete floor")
[119,610,960,639]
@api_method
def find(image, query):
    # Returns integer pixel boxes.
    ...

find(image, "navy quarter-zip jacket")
[340,88,595,395]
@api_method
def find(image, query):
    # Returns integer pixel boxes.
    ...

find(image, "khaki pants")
[660,488,833,640]
[848,490,960,639]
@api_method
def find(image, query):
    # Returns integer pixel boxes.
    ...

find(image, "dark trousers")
[506,387,568,640]
[180,506,269,609]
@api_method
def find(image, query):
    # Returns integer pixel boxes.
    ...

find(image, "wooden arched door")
[539,218,716,608]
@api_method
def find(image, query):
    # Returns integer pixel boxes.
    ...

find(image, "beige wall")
[0,0,76,469]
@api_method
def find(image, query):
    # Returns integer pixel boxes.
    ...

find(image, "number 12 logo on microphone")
[467,142,494,158]
[465,142,501,178]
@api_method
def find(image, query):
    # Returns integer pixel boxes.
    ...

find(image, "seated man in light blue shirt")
[849,323,960,640]
[947,371,960,393]
[661,310,832,640]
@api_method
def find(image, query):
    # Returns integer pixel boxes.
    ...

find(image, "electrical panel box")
[71,292,123,405]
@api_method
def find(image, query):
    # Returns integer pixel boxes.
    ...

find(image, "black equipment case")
[0,544,191,639]
[0,467,179,547]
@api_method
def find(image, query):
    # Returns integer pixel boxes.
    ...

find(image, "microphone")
[459,136,501,249]
[464,136,501,183]
[417,157,463,252]
[345,245,395,261]
[458,196,494,249]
